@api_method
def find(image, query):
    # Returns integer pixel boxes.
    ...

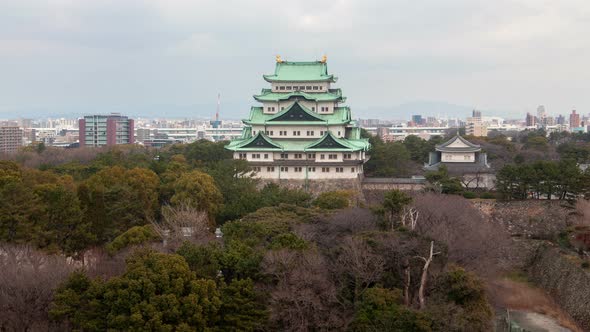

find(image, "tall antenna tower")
[216,93,220,122]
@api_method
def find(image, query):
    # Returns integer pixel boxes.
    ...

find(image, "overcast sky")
[1,0,589,119]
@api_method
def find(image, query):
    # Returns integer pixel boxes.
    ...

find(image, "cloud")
[0,0,589,118]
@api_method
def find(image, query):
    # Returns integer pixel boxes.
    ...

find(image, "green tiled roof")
[253,89,345,103]
[304,132,370,151]
[263,61,337,82]
[245,105,351,126]
[225,132,283,151]
[267,102,324,122]
[225,131,370,152]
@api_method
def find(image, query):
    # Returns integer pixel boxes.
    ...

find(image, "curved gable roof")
[226,132,283,151]
[268,102,324,122]
[435,135,481,152]
[253,88,344,102]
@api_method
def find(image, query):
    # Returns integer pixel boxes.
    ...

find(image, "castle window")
[319,86,323,90]
[351,167,355,173]
[336,167,343,173]
[294,167,302,172]
[280,153,288,159]
[264,154,269,159]
[308,167,316,172]
[307,153,315,159]
[338,131,341,136]
[267,166,275,172]
[313,86,319,90]
[328,154,337,160]
[320,154,325,160]
[321,167,330,173]
[279,86,285,90]
[239,153,246,159]
[252,166,261,172]
[312,107,315,111]
[299,86,305,90]
[306,86,312,90]
[294,153,302,159]
[281,166,289,172]
[343,153,351,159]
[286,86,292,90]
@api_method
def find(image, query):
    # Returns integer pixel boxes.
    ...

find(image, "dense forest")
[0,130,589,330]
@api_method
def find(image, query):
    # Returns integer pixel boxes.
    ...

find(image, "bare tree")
[460,171,484,190]
[335,236,385,303]
[295,208,377,250]
[262,249,348,331]
[0,243,74,331]
[401,206,419,230]
[151,203,214,249]
[413,241,441,309]
[403,257,411,306]
[412,193,513,275]
[84,246,131,279]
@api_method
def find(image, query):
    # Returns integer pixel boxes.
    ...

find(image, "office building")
[0,126,23,153]
[79,114,135,147]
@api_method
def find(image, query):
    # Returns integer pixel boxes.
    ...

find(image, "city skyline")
[1,1,590,119]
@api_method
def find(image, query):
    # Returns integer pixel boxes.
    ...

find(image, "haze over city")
[1,0,589,119]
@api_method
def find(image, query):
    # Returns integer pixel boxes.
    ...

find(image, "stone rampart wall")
[526,245,590,330]
[472,200,575,239]
[258,178,362,196]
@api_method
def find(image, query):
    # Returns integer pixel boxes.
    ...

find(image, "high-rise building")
[411,115,424,126]
[136,128,152,143]
[78,114,135,147]
[537,105,546,122]
[465,118,488,137]
[556,114,566,125]
[570,110,581,128]
[526,112,536,127]
[466,110,487,137]
[0,126,23,153]
[225,57,370,180]
[544,116,555,126]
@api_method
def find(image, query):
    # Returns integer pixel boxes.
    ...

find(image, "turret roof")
[244,103,351,126]
[226,130,370,152]
[435,135,482,153]
[263,61,337,82]
[253,88,345,102]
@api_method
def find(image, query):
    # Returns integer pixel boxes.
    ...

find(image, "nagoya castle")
[226,56,370,180]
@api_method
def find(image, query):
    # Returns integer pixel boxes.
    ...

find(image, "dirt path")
[509,311,572,332]
[488,278,583,332]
